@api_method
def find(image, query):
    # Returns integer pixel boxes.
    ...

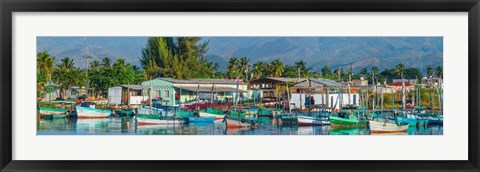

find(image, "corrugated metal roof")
[266,77,306,83]
[174,85,246,93]
[291,78,342,87]
[157,77,240,85]
[120,85,143,90]
[310,78,342,87]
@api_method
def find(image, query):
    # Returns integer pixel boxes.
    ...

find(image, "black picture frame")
[1,0,479,171]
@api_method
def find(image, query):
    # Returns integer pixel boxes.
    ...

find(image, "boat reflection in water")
[37,116,443,135]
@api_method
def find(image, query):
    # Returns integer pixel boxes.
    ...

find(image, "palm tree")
[294,60,307,77]
[426,65,434,78]
[102,57,112,68]
[252,62,266,79]
[359,68,368,78]
[435,66,443,79]
[239,57,250,81]
[90,60,101,71]
[213,62,220,77]
[227,57,240,78]
[395,63,406,110]
[270,59,284,77]
[37,51,55,82]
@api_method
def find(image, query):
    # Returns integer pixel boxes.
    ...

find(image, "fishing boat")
[257,108,273,117]
[135,114,184,125]
[276,113,298,125]
[135,105,185,125]
[369,120,409,133]
[75,102,111,118]
[395,106,429,127]
[329,106,368,128]
[224,109,258,128]
[39,107,68,119]
[114,109,135,116]
[297,115,329,125]
[199,108,225,119]
[76,106,111,118]
[186,116,216,123]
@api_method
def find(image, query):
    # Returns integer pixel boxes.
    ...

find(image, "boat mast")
[338,67,342,112]
[83,37,92,98]
[348,64,352,105]
[210,83,215,109]
[372,69,376,111]
[196,80,200,111]
[233,76,239,117]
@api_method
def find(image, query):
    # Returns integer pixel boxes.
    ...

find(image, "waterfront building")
[141,78,249,106]
[290,78,360,110]
[107,85,146,105]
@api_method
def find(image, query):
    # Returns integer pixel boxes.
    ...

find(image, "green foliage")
[37,51,55,83]
[89,58,145,97]
[140,37,212,79]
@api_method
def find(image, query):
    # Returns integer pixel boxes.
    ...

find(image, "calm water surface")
[37,116,443,135]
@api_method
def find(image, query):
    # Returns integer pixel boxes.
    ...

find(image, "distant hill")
[37,37,442,72]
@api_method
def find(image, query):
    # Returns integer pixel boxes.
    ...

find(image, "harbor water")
[37,116,443,135]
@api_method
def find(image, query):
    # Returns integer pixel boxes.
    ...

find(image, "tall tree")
[37,51,55,82]
[395,63,406,110]
[270,59,285,77]
[227,57,240,78]
[426,65,434,78]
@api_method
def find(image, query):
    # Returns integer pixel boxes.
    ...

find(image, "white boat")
[369,120,409,133]
[297,116,330,126]
[199,112,225,119]
[225,118,252,128]
[76,106,111,118]
[135,116,184,125]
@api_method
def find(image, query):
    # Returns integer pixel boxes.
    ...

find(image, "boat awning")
[173,86,247,93]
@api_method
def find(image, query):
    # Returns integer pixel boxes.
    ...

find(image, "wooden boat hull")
[277,116,298,125]
[42,114,67,119]
[39,107,68,115]
[369,120,409,133]
[187,117,215,123]
[225,118,252,128]
[136,116,184,125]
[297,116,329,126]
[76,106,111,118]
[199,112,225,119]
[329,116,368,129]
[397,116,428,127]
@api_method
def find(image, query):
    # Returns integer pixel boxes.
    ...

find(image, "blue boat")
[395,106,429,127]
[186,117,216,123]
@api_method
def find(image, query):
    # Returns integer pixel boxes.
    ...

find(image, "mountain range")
[37,37,443,72]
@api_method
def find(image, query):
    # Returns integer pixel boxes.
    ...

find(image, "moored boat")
[329,106,368,128]
[187,117,216,123]
[39,107,68,115]
[369,120,409,133]
[76,106,111,118]
[135,114,184,125]
[330,116,368,128]
[297,115,330,126]
[225,118,253,128]
[199,108,225,119]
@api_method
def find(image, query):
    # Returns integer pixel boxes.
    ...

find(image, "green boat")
[199,108,225,119]
[39,107,68,119]
[329,106,368,129]
[276,114,298,125]
[42,114,68,119]
[114,109,135,116]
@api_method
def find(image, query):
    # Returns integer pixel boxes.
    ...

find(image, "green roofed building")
[141,78,249,106]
